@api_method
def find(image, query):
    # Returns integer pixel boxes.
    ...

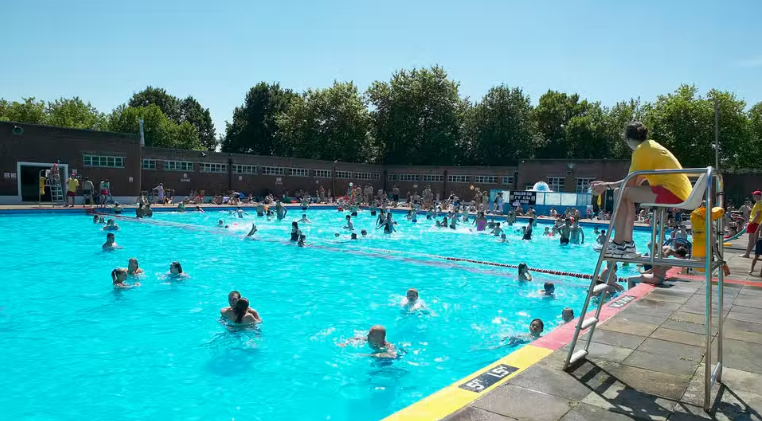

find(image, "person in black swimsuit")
[290,221,301,242]
[522,219,534,240]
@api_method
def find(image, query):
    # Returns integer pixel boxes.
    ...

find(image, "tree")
[129,87,181,122]
[747,102,762,168]
[604,99,644,159]
[277,81,374,162]
[45,97,106,130]
[643,85,749,169]
[0,97,47,124]
[464,86,538,165]
[222,82,298,155]
[107,104,203,150]
[179,96,216,150]
[367,66,464,165]
[533,91,607,159]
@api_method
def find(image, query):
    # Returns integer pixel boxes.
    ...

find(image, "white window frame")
[233,164,257,175]
[547,176,565,192]
[448,175,470,183]
[399,174,419,182]
[355,172,373,181]
[387,174,398,181]
[372,172,381,180]
[290,168,310,177]
[314,169,332,178]
[163,160,194,172]
[200,162,228,173]
[142,159,157,170]
[83,155,125,168]
[422,174,444,182]
[261,166,286,176]
[501,176,514,185]
[335,170,352,179]
[576,177,596,193]
[474,176,497,184]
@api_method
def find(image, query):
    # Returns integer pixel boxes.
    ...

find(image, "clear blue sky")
[2,0,760,135]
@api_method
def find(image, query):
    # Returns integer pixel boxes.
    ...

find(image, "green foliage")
[277,81,374,162]
[0,97,47,124]
[46,97,106,130]
[129,86,181,121]
[222,82,298,155]
[107,104,203,150]
[367,66,464,165]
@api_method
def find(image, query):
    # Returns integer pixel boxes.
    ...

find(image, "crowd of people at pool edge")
[88,121,762,358]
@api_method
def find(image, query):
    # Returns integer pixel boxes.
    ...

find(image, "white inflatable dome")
[531,181,551,192]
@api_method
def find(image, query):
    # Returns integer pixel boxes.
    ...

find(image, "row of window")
[388,174,515,185]
[546,176,596,193]
[140,159,383,180]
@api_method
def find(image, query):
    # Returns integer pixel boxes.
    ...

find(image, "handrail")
[563,166,724,412]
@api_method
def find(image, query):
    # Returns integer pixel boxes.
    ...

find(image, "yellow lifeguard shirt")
[67,178,79,192]
[628,139,692,202]
[750,201,762,224]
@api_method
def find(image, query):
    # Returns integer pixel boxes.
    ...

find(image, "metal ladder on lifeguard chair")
[563,167,726,412]
[38,169,65,206]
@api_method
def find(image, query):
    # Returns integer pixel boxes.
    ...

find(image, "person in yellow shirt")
[65,173,79,207]
[741,190,762,258]
[591,122,692,258]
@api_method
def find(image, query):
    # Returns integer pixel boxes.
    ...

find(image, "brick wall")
[517,159,631,193]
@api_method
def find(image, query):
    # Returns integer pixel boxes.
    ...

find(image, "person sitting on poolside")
[518,263,533,281]
[221,297,260,325]
[502,319,544,346]
[112,202,124,214]
[338,325,397,358]
[222,291,262,322]
[541,282,555,297]
[402,288,427,311]
[168,261,189,279]
[562,308,575,323]
[102,232,119,250]
[127,258,144,275]
[299,214,312,224]
[103,219,120,231]
[245,223,258,238]
[112,268,139,289]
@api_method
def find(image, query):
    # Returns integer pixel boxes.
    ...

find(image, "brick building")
[1,121,757,204]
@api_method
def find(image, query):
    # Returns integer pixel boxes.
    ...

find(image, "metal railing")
[562,167,724,412]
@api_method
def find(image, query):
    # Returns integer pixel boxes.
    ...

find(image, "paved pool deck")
[440,236,762,421]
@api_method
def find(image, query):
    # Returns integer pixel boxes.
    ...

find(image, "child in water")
[517,263,533,281]
[502,319,544,346]
[541,282,555,297]
[112,268,139,289]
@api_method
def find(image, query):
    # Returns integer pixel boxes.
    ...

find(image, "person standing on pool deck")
[154,183,164,204]
[591,122,692,259]
[65,173,79,207]
[99,179,111,206]
[741,191,762,258]
[392,185,400,205]
[81,177,94,207]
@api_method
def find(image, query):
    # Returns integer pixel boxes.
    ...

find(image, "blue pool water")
[0,209,652,421]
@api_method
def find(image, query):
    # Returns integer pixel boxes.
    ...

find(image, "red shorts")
[650,186,682,205]
[67,191,76,197]
[747,222,759,234]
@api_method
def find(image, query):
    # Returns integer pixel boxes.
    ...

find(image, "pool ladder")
[563,167,725,412]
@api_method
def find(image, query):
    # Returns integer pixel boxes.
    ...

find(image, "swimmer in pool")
[256,203,265,217]
[127,258,144,275]
[491,224,504,237]
[474,212,487,231]
[570,218,584,244]
[338,325,397,358]
[290,222,301,242]
[557,218,571,245]
[177,202,186,212]
[299,214,312,224]
[102,233,119,250]
[112,268,139,289]
[112,202,124,214]
[168,261,189,279]
[562,308,575,323]
[351,233,358,240]
[360,229,368,237]
[541,282,555,297]
[298,234,308,247]
[92,214,102,224]
[222,291,262,322]
[236,207,247,218]
[522,219,533,240]
[103,219,120,231]
[502,319,544,346]
[402,288,427,311]
[499,233,508,243]
[344,215,354,231]
[246,223,258,237]
[275,200,287,220]
[221,297,261,324]
[544,226,551,236]
[597,230,607,246]
[518,263,533,281]
[195,206,204,213]
[594,264,623,296]
[436,217,448,228]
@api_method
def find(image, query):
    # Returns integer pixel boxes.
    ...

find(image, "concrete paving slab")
[637,338,705,362]
[728,305,762,316]
[581,380,677,421]
[572,342,635,363]
[623,350,701,377]
[600,319,660,337]
[508,364,596,401]
[651,328,709,347]
[445,406,518,421]
[593,360,691,401]
[560,403,645,420]
[662,320,715,336]
[723,327,762,344]
[473,384,575,421]
[733,296,762,309]
[670,311,720,326]
[591,330,648,349]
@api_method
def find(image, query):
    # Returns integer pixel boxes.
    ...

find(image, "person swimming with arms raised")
[102,232,120,250]
[127,258,144,275]
[221,297,261,325]
[112,268,140,289]
[221,291,262,323]
[338,325,397,358]
[168,261,189,279]
[103,219,120,231]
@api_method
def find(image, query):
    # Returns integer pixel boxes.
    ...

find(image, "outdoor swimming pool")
[0,208,653,421]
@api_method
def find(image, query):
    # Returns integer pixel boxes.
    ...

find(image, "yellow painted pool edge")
[382,344,553,421]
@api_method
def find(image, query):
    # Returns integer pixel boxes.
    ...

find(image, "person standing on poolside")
[82,177,94,207]
[65,173,79,207]
[222,291,262,322]
[591,122,691,259]
[741,191,762,258]
[99,179,111,206]
[570,218,585,244]
[154,183,165,204]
